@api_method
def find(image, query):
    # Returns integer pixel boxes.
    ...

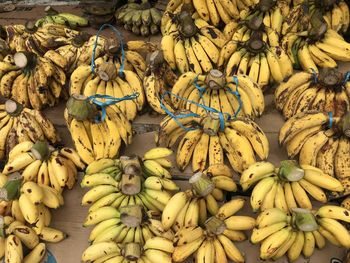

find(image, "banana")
[5,235,23,263]
[298,178,327,203]
[240,161,276,191]
[13,225,39,249]
[302,166,344,192]
[162,191,190,230]
[82,242,121,262]
[317,205,350,223]
[161,35,176,70]
[19,193,39,224]
[144,236,175,253]
[312,230,326,249]
[23,243,46,263]
[250,176,276,212]
[251,222,288,244]
[256,208,290,228]
[287,230,304,262]
[318,217,350,248]
[291,181,312,209]
[172,236,205,262]
[217,234,244,263]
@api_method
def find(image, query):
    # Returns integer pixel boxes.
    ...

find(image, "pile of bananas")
[35,6,89,28]
[55,33,106,74]
[115,1,163,36]
[64,95,133,164]
[2,23,79,56]
[0,174,69,262]
[171,71,264,119]
[161,8,227,74]
[84,205,174,245]
[82,237,173,263]
[279,111,350,197]
[275,69,350,119]
[161,164,237,230]
[0,100,59,160]
[220,30,293,86]
[283,0,349,35]
[143,50,178,114]
[80,148,178,212]
[70,56,147,121]
[164,0,257,26]
[0,39,10,61]
[252,206,350,261]
[282,25,350,71]
[0,51,67,110]
[156,112,269,173]
[172,198,256,263]
[240,160,344,212]
[2,140,84,192]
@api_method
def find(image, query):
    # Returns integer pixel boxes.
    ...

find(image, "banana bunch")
[64,95,133,164]
[55,33,106,74]
[35,6,89,28]
[252,206,350,261]
[164,0,258,27]
[219,30,293,87]
[240,160,344,212]
[80,148,179,212]
[282,27,350,72]
[143,50,178,114]
[156,112,269,173]
[172,198,255,263]
[3,22,79,56]
[115,2,163,36]
[82,237,173,263]
[171,70,264,119]
[2,140,84,193]
[279,111,350,198]
[0,51,68,110]
[0,100,60,160]
[0,215,65,263]
[161,165,237,231]
[283,0,349,35]
[275,69,350,119]
[84,204,174,245]
[161,9,228,74]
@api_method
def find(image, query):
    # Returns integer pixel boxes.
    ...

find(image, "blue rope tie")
[343,71,350,85]
[310,68,318,84]
[160,91,231,132]
[225,76,242,118]
[88,93,139,122]
[91,24,125,77]
[328,112,333,129]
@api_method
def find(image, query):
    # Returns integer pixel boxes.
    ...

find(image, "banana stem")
[105,37,121,56]
[120,174,142,195]
[318,68,342,87]
[340,112,350,138]
[257,0,275,12]
[5,99,23,116]
[14,51,37,70]
[120,205,144,227]
[247,15,263,31]
[149,50,164,72]
[120,156,142,176]
[205,216,226,235]
[97,62,117,82]
[44,6,59,15]
[0,172,22,201]
[71,32,90,47]
[123,243,141,261]
[202,114,221,136]
[66,94,98,121]
[278,160,304,182]
[292,208,319,232]
[178,11,198,38]
[246,32,266,54]
[205,70,226,90]
[24,21,37,33]
[189,172,214,197]
[31,141,50,161]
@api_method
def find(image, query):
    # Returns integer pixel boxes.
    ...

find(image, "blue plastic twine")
[88,93,139,122]
[343,71,350,84]
[310,68,318,84]
[328,111,333,129]
[160,91,231,132]
[91,24,125,77]
[225,76,242,118]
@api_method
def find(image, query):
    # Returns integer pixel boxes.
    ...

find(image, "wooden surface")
[0,4,349,263]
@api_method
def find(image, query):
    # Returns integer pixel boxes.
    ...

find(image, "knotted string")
[90,24,125,77]
[343,71,350,85]
[310,68,318,84]
[88,93,139,122]
[328,111,333,129]
[225,76,243,118]
[160,91,231,132]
